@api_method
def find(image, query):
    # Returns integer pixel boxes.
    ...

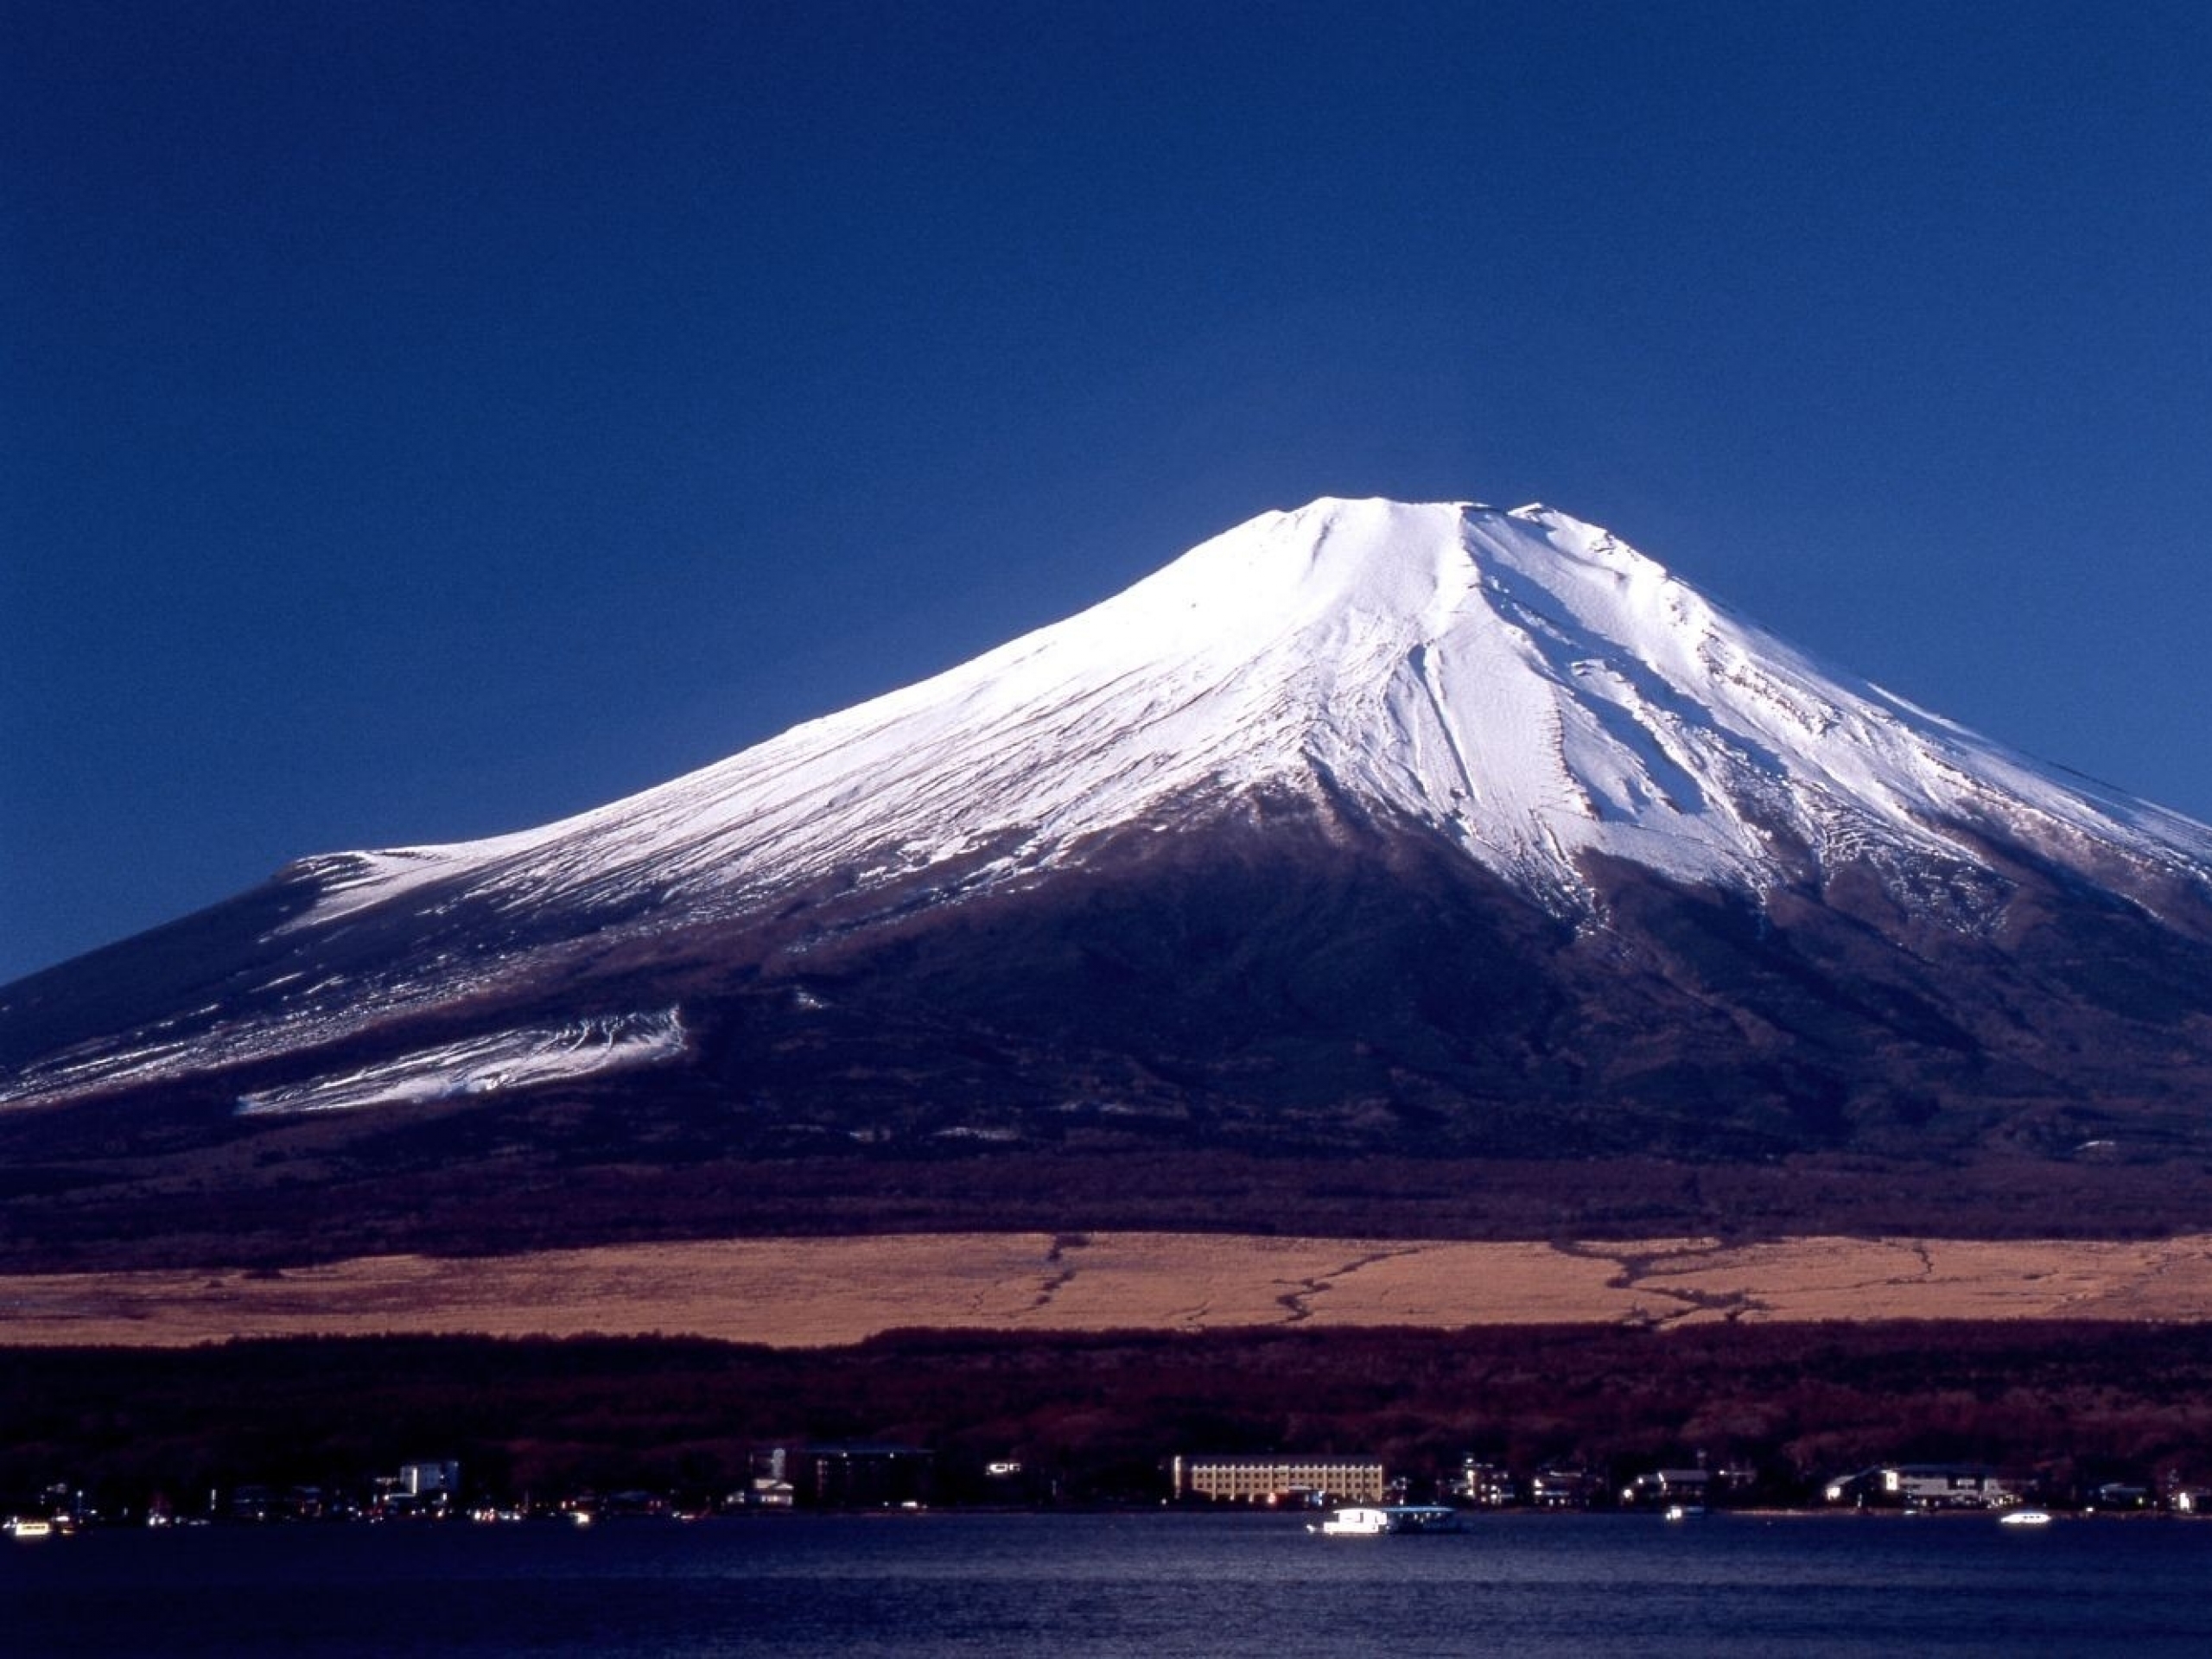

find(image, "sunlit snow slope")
[297,497,2212,922]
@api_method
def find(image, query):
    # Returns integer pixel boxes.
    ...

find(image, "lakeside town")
[14,1443,2212,1538]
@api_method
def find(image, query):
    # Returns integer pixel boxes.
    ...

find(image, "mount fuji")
[9,499,2212,1261]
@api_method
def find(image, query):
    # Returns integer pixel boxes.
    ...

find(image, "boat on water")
[1663,1503,1707,1522]
[1999,1509,2054,1527]
[1308,1504,1465,1536]
[9,1518,55,1539]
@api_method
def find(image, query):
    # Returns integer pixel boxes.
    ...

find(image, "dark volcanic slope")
[6,796,2212,1268]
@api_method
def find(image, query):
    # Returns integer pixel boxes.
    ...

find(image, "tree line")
[8,1319,2212,1517]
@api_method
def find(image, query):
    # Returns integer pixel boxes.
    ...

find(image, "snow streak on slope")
[232,1009,685,1116]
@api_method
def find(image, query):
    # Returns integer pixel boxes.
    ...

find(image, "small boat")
[1663,1503,1707,1522]
[9,1518,55,1539]
[1309,1504,1465,1535]
[1999,1509,2054,1527]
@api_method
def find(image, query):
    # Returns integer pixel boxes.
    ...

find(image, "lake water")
[5,1510,2207,1656]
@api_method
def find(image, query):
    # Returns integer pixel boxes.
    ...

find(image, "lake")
[4,1510,2207,1656]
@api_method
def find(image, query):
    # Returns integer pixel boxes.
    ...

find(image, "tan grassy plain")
[5,1231,2212,1347]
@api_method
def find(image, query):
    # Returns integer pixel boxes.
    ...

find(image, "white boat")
[9,1518,55,1539]
[1999,1509,2053,1527]
[1309,1504,1465,1535]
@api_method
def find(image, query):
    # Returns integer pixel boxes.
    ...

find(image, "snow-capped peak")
[298,495,2212,932]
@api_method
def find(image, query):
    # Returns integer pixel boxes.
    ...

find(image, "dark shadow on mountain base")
[5,807,2212,1269]
[9,1138,2212,1274]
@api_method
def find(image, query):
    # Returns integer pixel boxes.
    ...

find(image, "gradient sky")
[5,0,2210,984]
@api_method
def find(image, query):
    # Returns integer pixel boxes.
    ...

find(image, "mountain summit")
[8,498,2212,1258]
[251,498,2212,930]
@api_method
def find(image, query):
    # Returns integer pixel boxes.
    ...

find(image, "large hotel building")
[1171,1453,1386,1504]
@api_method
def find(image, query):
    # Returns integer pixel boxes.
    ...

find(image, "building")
[1823,1469,1878,1505]
[1877,1465,2026,1510]
[399,1460,461,1498]
[2088,1482,2153,1511]
[788,1444,934,1510]
[1172,1453,1386,1505]
[1456,1460,1519,1508]
[1620,1469,1713,1508]
[1529,1466,1603,1510]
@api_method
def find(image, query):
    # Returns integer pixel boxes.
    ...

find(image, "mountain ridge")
[251,497,2212,937]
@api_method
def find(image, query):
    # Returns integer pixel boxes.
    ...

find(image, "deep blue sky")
[6,0,2210,983]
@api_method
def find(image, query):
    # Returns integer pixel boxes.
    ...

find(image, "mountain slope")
[6,497,2212,1260]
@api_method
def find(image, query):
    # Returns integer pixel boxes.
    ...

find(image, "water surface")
[5,1510,2204,1656]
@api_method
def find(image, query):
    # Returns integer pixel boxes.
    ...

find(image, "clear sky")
[5,0,2210,984]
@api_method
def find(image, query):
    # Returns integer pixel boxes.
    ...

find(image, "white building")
[1173,1453,1385,1504]
[399,1459,461,1497]
[1878,1465,2024,1510]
